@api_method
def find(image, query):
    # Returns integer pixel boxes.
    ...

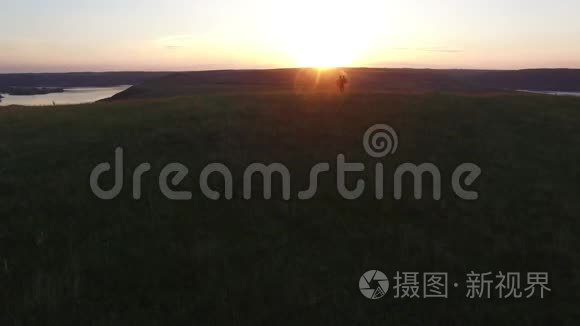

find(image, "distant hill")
[107,68,580,100]
[471,69,580,92]
[0,72,170,89]
[2,69,579,101]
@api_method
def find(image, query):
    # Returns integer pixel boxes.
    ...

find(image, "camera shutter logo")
[359,270,390,299]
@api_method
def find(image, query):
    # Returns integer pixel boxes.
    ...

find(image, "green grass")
[1,92,580,325]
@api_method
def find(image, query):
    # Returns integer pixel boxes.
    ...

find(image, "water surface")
[518,90,580,97]
[0,86,131,106]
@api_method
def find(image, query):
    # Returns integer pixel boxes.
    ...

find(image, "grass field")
[1,91,580,324]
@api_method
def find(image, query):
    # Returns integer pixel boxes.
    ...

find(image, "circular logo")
[359,270,389,299]
[363,124,399,158]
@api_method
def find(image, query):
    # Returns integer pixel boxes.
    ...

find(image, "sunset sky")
[1,0,579,72]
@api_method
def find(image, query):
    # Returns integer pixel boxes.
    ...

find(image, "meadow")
[1,91,579,325]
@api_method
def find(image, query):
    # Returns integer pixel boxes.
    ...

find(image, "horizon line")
[2,66,580,75]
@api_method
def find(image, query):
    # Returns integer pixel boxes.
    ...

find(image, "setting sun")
[288,31,358,68]
[272,1,384,68]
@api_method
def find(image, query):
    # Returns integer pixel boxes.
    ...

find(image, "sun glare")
[274,1,382,68]
[291,32,357,68]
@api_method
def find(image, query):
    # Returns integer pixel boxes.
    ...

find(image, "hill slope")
[1,92,580,324]
[108,68,580,100]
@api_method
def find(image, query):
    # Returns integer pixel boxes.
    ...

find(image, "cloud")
[156,35,197,49]
[392,47,463,53]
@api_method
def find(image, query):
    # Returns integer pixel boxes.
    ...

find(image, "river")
[0,86,131,106]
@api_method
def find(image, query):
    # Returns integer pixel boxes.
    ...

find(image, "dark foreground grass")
[1,92,580,325]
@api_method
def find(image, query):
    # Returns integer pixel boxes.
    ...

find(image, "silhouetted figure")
[337,74,348,93]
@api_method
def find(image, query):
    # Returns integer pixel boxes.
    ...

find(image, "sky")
[1,0,579,72]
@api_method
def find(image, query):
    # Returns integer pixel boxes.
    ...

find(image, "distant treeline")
[0,87,65,96]
[0,72,170,89]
